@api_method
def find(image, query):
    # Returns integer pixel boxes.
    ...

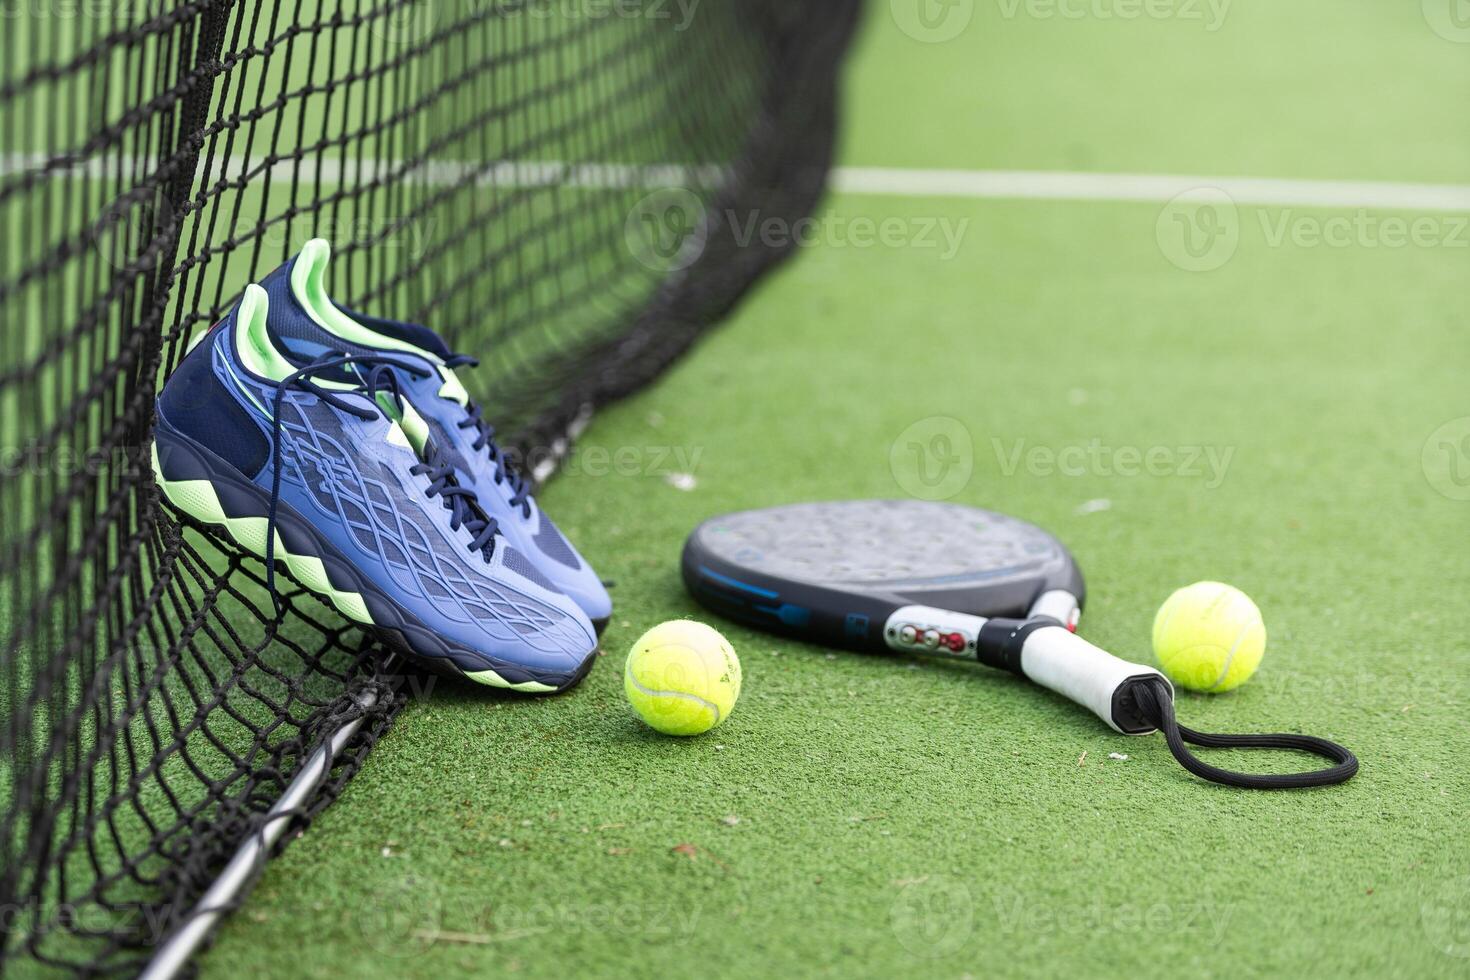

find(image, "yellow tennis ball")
[1152,581,1266,693]
[624,620,742,736]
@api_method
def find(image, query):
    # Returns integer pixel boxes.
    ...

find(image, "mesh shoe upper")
[254,239,613,623]
[155,286,597,676]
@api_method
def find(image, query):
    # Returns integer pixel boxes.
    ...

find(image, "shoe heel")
[151,415,375,625]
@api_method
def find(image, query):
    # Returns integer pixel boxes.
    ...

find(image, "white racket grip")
[1019,626,1170,734]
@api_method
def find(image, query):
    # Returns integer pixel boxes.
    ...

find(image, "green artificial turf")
[194,2,1470,977]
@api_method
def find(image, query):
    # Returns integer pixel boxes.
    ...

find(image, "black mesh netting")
[0,0,861,972]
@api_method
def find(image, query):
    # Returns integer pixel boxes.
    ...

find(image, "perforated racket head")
[683,500,1084,649]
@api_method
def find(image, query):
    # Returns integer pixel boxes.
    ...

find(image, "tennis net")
[0,0,860,971]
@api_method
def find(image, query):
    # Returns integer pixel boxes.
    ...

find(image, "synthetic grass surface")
[198,3,1469,977]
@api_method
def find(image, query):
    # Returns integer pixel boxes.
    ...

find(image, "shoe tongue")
[284,237,444,363]
[237,282,383,418]
[260,244,377,367]
[232,284,296,382]
[397,399,432,457]
[270,320,371,367]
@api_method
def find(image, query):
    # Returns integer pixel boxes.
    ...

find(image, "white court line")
[7,151,1470,212]
[830,167,1470,212]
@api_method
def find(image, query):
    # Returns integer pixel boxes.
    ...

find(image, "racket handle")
[883,606,1169,734]
[982,620,1170,734]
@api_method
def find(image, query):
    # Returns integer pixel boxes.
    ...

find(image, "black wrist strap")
[1129,677,1358,789]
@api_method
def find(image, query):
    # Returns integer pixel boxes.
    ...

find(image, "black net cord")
[498,3,863,461]
[1131,679,1359,789]
[126,0,234,442]
[1,1,866,974]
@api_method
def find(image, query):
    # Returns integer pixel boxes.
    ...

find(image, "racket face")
[683,500,1084,647]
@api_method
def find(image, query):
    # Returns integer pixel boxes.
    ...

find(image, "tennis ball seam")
[1206,617,1255,691]
[1154,582,1265,693]
[623,667,722,723]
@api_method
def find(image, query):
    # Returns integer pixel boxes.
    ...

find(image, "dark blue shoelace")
[444,353,532,519]
[265,352,499,613]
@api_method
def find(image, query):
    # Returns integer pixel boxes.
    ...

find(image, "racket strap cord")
[1130,678,1359,789]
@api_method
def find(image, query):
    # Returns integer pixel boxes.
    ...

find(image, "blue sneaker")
[253,239,613,631]
[151,284,599,693]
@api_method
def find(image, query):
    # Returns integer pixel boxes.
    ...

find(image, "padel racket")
[683,500,1356,789]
